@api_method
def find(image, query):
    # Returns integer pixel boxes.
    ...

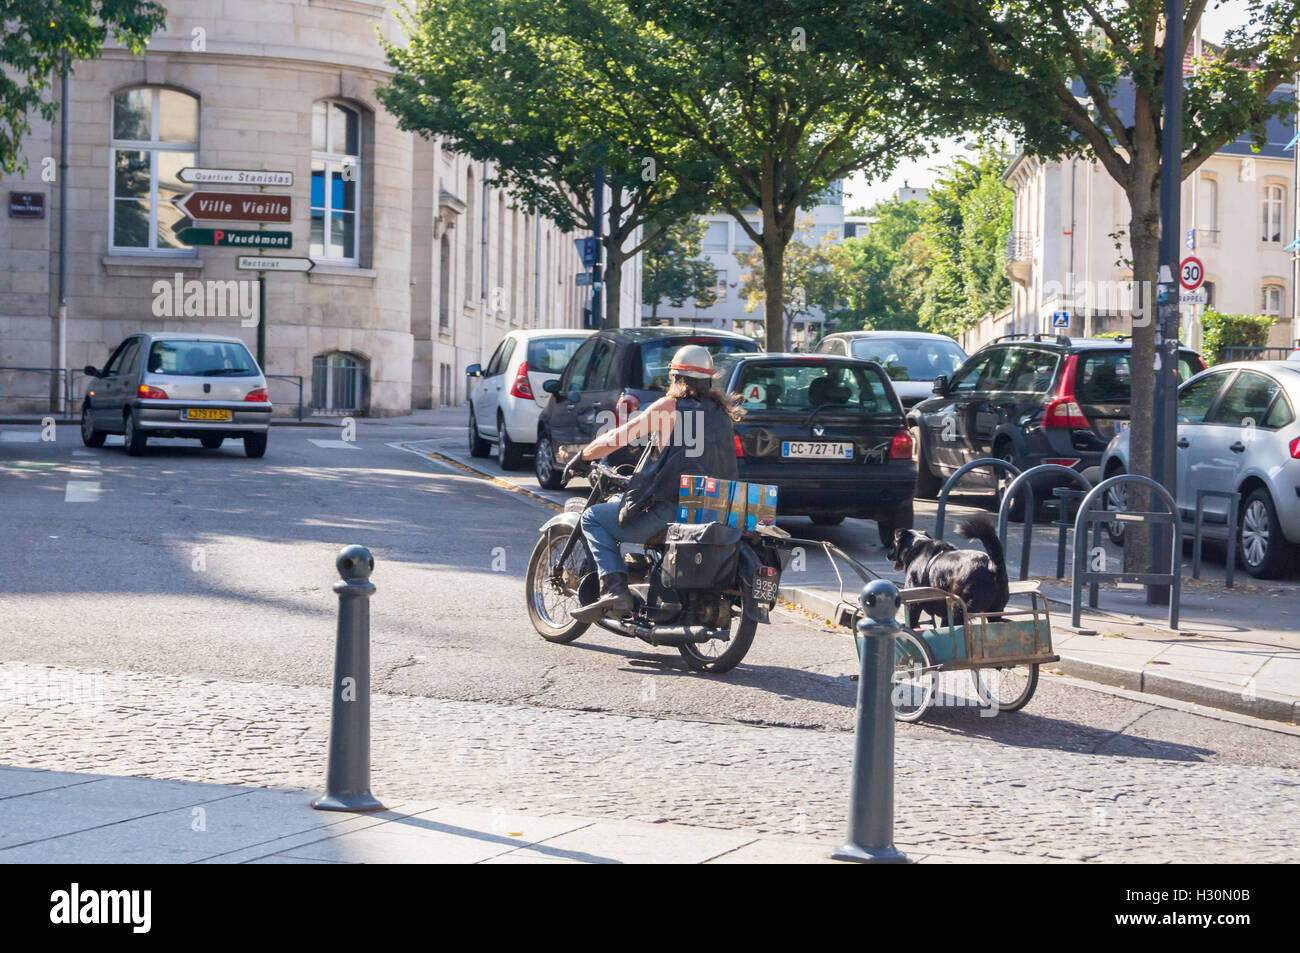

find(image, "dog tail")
[956,516,1008,589]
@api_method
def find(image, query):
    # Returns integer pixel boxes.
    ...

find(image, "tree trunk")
[604,243,623,329]
[1123,180,1161,574]
[762,221,786,352]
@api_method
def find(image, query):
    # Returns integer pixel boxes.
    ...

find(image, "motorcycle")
[524,461,790,674]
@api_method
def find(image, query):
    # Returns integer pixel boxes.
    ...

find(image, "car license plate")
[183,408,231,421]
[781,441,853,459]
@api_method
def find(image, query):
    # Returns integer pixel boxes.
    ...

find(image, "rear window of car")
[1074,350,1201,404]
[734,361,894,414]
[526,336,587,374]
[849,337,966,381]
[636,336,759,390]
[147,340,258,377]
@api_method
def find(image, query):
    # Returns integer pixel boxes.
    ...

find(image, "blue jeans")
[579,493,677,579]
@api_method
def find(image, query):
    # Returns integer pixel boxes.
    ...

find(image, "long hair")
[666,373,746,422]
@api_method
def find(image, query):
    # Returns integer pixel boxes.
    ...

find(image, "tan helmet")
[668,344,715,379]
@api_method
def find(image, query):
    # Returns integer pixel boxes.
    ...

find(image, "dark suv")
[907,334,1206,499]
[534,326,759,488]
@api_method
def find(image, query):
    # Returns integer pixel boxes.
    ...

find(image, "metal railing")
[1192,489,1240,589]
[1224,345,1300,362]
[933,457,1023,541]
[266,374,304,421]
[995,465,1093,581]
[0,366,73,415]
[1005,232,1033,263]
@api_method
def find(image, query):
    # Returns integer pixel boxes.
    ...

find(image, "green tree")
[378,0,710,328]
[829,198,925,331]
[641,218,717,322]
[736,217,840,349]
[940,0,1300,565]
[560,0,943,351]
[1,0,166,174]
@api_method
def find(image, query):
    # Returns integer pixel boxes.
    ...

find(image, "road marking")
[308,438,359,450]
[64,481,102,503]
[0,431,41,443]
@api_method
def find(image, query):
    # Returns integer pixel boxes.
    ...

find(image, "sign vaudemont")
[177,167,294,187]
[176,227,291,249]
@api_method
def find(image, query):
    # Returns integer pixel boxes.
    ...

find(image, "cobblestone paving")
[2,661,1296,862]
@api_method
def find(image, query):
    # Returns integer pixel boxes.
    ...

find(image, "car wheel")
[1239,487,1293,579]
[467,408,491,458]
[80,404,106,448]
[200,436,224,450]
[1104,470,1127,546]
[496,413,525,470]
[913,427,941,499]
[878,500,914,548]
[809,514,844,526]
[535,429,566,490]
[995,442,1027,522]
[244,432,268,459]
[123,411,148,456]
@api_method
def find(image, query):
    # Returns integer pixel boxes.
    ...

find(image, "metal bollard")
[312,544,385,812]
[831,579,908,864]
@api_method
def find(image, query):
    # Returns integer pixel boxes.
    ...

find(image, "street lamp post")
[1148,0,1184,605]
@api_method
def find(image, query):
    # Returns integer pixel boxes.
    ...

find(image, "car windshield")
[1075,351,1201,404]
[638,336,759,390]
[526,336,587,374]
[849,337,966,381]
[148,340,258,377]
[733,361,893,414]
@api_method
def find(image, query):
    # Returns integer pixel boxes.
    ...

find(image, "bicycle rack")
[996,465,1093,581]
[1050,487,1089,579]
[1192,489,1240,589]
[1070,475,1182,631]
[933,457,1021,540]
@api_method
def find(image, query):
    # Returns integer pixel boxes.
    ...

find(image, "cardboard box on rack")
[677,474,777,529]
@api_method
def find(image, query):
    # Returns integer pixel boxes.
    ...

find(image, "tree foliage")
[735,216,839,348]
[1,0,166,174]
[641,218,717,320]
[828,198,926,331]
[1200,310,1276,365]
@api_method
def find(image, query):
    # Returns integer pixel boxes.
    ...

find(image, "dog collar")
[921,549,946,579]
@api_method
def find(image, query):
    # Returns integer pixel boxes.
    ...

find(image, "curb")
[405,445,564,513]
[779,584,1298,726]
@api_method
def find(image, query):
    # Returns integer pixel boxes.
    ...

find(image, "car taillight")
[889,428,913,460]
[510,361,534,399]
[615,391,640,424]
[244,388,269,402]
[138,385,168,399]
[734,434,745,458]
[1290,437,1300,460]
[1043,354,1089,428]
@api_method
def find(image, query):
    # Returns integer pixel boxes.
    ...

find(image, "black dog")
[891,517,1009,628]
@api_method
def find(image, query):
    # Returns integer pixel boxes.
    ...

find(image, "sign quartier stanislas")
[175,168,296,250]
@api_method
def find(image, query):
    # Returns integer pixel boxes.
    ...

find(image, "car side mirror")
[466,363,482,377]
[83,365,100,378]
[931,375,948,395]
[542,379,561,394]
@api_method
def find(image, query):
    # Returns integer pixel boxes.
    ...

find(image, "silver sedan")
[1100,360,1300,578]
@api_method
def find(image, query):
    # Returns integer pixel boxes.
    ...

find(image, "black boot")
[571,572,633,622]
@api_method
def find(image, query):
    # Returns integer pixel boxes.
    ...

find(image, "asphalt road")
[2,416,1299,773]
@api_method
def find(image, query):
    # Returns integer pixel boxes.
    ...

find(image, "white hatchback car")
[467,329,593,469]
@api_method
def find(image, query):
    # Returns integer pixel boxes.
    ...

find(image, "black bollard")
[832,579,908,863]
[312,544,385,812]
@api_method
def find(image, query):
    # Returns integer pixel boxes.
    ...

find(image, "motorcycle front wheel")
[525,528,590,644]
[677,613,757,675]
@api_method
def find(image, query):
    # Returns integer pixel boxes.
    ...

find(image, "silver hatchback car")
[81,333,272,458]
[1100,360,1300,578]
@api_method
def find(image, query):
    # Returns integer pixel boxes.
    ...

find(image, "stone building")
[0,0,638,416]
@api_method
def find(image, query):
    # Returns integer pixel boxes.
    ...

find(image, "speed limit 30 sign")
[1180,256,1205,291]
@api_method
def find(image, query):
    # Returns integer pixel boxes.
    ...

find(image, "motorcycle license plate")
[781,441,852,459]
[751,569,779,602]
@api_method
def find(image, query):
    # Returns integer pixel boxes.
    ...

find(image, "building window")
[1262,283,1284,318]
[1202,280,1215,309]
[110,87,198,252]
[310,101,360,262]
[311,352,366,414]
[1197,177,1218,237]
[464,167,475,300]
[438,234,451,329]
[1262,184,1284,243]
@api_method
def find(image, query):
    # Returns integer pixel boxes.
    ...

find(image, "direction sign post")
[176,227,291,249]
[178,191,292,223]
[178,167,293,187]
[237,256,313,273]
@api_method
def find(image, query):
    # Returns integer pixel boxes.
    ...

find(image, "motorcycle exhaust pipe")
[597,619,730,646]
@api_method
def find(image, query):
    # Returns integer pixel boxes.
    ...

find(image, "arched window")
[1262,184,1285,243]
[311,351,366,414]
[311,101,361,262]
[438,234,451,329]
[1262,283,1285,318]
[110,87,198,251]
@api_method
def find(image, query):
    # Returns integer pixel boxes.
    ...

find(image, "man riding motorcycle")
[566,344,744,623]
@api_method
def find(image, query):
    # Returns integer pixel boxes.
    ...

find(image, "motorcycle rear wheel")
[525,528,590,644]
[677,614,757,674]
